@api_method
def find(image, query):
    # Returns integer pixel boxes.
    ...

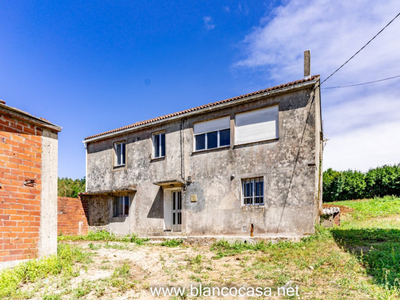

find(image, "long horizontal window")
[194,116,230,151]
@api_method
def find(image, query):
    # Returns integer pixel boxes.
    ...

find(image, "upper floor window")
[114,142,126,167]
[242,177,264,206]
[113,196,130,217]
[235,105,279,145]
[153,132,165,158]
[194,116,230,151]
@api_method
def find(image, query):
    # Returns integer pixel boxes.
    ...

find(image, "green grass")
[331,195,400,222]
[2,197,399,299]
[329,196,400,291]
[58,230,149,245]
[0,244,92,299]
[160,238,184,247]
[208,197,400,296]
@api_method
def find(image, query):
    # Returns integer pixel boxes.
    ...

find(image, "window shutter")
[194,116,230,135]
[235,106,279,145]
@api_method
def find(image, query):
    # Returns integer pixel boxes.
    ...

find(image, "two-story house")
[82,74,323,237]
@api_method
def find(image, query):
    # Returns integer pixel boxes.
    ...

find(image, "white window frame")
[113,196,130,217]
[195,129,230,151]
[152,132,166,158]
[114,141,126,167]
[194,116,230,152]
[242,177,264,206]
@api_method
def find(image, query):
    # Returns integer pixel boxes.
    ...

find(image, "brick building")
[0,100,61,268]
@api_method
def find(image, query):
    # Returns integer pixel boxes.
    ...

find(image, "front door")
[172,191,182,232]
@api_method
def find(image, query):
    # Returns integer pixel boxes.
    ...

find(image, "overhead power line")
[322,74,400,89]
[321,11,400,86]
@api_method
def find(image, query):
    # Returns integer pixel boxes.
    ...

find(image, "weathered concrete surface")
[144,234,305,246]
[38,129,58,257]
[85,79,323,237]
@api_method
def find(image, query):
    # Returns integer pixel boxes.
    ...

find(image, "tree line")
[323,164,400,202]
[58,177,86,198]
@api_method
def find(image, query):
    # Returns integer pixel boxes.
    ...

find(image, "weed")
[58,230,149,245]
[113,262,130,278]
[0,244,92,298]
[88,243,101,250]
[161,238,184,247]
[190,275,202,282]
[73,280,92,298]
[43,294,62,300]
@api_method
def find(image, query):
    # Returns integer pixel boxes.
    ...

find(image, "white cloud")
[223,6,230,13]
[203,16,216,30]
[324,120,400,172]
[235,0,400,171]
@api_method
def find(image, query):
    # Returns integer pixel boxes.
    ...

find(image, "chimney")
[304,50,311,79]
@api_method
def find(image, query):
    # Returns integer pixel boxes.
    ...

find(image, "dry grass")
[2,197,400,299]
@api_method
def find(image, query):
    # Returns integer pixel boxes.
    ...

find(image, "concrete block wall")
[57,197,89,236]
[0,114,43,263]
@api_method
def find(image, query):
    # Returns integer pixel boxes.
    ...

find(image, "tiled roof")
[0,102,62,132]
[84,75,319,141]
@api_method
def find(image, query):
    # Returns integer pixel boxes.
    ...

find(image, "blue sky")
[1,0,399,179]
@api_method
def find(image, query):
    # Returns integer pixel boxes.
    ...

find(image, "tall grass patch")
[0,244,92,298]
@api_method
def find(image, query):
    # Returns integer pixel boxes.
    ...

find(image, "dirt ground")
[22,241,290,300]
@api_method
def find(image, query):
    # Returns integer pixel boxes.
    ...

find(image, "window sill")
[150,156,165,163]
[241,205,265,210]
[113,164,126,171]
[234,138,279,149]
[192,145,230,155]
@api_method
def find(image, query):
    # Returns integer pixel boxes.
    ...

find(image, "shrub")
[323,164,400,202]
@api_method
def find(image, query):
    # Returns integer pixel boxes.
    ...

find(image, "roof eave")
[84,78,319,144]
[0,103,62,132]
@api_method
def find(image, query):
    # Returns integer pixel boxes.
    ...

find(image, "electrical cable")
[322,74,400,89]
[321,12,400,85]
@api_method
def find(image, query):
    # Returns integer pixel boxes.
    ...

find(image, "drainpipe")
[180,119,185,184]
[83,141,88,192]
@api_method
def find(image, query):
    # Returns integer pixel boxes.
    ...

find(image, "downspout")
[180,119,185,184]
[83,141,88,192]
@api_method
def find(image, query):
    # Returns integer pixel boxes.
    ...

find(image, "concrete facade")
[0,101,61,269]
[83,76,323,237]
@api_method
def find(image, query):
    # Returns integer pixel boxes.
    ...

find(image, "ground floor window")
[242,177,264,205]
[113,196,130,217]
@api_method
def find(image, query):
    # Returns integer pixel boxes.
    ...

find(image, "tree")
[58,177,86,198]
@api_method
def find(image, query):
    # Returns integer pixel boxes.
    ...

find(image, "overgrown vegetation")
[2,198,399,299]
[323,164,400,201]
[58,177,86,198]
[0,244,92,298]
[210,226,330,259]
[331,197,400,291]
[161,238,183,247]
[58,230,149,245]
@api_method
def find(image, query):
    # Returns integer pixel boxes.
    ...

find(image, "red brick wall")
[0,113,42,263]
[58,197,89,236]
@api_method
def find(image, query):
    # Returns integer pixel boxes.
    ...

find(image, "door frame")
[163,188,182,232]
